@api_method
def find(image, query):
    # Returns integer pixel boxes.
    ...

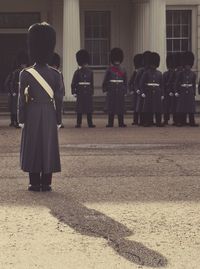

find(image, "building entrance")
[0,33,27,92]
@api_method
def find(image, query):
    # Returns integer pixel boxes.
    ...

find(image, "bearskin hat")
[133,54,143,69]
[49,52,60,69]
[143,51,152,67]
[183,51,194,67]
[166,53,175,69]
[28,22,56,65]
[174,52,184,68]
[110,48,124,64]
[150,52,160,68]
[16,50,29,67]
[76,49,90,66]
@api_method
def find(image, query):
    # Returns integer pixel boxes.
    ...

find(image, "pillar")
[63,0,80,101]
[149,0,166,71]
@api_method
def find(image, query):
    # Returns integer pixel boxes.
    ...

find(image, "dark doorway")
[0,34,27,92]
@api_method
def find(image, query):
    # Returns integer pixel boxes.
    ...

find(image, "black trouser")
[77,113,94,126]
[164,113,170,123]
[29,173,52,186]
[144,113,161,126]
[176,113,188,125]
[133,112,139,125]
[107,114,125,126]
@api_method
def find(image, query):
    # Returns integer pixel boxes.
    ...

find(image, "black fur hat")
[28,22,56,65]
[183,51,194,67]
[16,50,29,67]
[143,51,151,67]
[110,48,124,64]
[166,53,175,69]
[133,54,143,69]
[49,52,60,68]
[174,52,184,68]
[76,49,90,66]
[150,52,160,68]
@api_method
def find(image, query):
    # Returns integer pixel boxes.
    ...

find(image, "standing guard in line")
[102,48,127,127]
[140,52,164,127]
[10,51,29,128]
[134,51,152,126]
[175,51,198,127]
[18,22,63,192]
[129,53,143,125]
[71,49,95,128]
[49,52,65,128]
[163,53,176,125]
[173,52,185,126]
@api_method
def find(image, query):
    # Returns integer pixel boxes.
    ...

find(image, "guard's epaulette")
[49,66,61,74]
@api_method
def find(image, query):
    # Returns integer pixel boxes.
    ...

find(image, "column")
[132,0,150,55]
[63,0,80,101]
[149,0,166,71]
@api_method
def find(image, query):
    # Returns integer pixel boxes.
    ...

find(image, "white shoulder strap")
[26,68,54,99]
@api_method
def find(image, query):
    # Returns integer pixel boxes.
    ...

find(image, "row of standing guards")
[71,48,199,128]
[4,48,200,129]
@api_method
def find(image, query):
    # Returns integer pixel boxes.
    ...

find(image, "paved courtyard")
[0,115,200,269]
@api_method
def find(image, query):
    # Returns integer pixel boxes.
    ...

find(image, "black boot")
[189,113,199,127]
[41,173,52,191]
[118,114,127,127]
[75,113,82,128]
[106,114,114,127]
[87,113,96,128]
[156,113,164,127]
[28,173,41,191]
[132,112,139,125]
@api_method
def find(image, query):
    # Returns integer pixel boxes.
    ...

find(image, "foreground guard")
[71,49,95,128]
[19,22,63,191]
[103,48,127,127]
[129,54,143,125]
[140,52,164,127]
[175,51,198,127]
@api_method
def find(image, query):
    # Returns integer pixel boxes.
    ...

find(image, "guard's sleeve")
[174,72,181,94]
[139,71,147,94]
[193,72,197,96]
[160,72,164,96]
[71,70,78,95]
[102,69,110,93]
[54,72,63,125]
[18,70,28,124]
[129,71,136,93]
[91,71,94,95]
[124,70,128,94]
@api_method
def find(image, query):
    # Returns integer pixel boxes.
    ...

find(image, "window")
[166,10,192,53]
[84,11,110,68]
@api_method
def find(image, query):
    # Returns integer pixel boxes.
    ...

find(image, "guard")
[102,48,127,127]
[140,52,164,127]
[18,22,63,191]
[129,54,143,125]
[71,50,95,128]
[175,51,198,127]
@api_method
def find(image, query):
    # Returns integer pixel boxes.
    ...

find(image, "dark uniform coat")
[163,69,176,113]
[9,68,22,115]
[71,66,94,114]
[134,67,146,113]
[140,68,164,113]
[129,70,138,111]
[175,68,196,113]
[19,64,63,173]
[102,65,127,114]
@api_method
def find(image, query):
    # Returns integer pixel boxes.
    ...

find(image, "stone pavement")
[0,115,200,269]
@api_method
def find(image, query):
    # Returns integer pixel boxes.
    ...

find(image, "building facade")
[0,0,200,101]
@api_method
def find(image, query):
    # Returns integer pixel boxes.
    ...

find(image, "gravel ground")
[0,115,200,269]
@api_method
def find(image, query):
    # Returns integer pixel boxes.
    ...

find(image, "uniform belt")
[181,84,193,88]
[146,83,160,87]
[78,82,91,85]
[109,80,124,83]
[29,98,54,103]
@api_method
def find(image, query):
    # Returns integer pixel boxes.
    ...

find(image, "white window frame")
[166,5,197,70]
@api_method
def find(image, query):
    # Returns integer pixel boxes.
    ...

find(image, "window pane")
[84,11,110,66]
[174,25,181,38]
[166,10,191,54]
